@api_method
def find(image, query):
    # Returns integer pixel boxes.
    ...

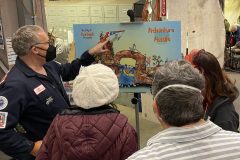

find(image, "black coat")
[204,96,239,132]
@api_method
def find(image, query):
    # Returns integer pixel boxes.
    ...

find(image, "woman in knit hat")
[37,64,138,160]
[185,49,239,132]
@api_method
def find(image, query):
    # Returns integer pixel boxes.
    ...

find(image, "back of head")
[184,49,199,64]
[152,60,205,126]
[229,24,238,33]
[12,25,43,56]
[188,49,239,103]
[72,64,119,109]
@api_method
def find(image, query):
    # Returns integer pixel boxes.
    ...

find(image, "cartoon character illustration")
[97,30,156,87]
[100,30,125,43]
[99,30,125,54]
[100,31,110,42]
[109,30,125,42]
[119,64,136,87]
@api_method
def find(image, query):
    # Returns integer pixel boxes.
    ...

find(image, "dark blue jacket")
[0,51,94,159]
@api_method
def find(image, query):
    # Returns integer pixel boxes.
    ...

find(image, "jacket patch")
[0,96,8,110]
[0,111,8,128]
[46,96,54,105]
[34,84,46,95]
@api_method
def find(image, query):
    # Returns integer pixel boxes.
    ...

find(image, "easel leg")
[132,93,141,149]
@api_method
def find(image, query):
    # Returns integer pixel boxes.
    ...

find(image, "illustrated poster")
[73,21,181,93]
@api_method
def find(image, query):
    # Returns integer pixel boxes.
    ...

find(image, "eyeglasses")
[33,41,50,46]
[30,41,50,49]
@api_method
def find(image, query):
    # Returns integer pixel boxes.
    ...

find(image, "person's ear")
[153,99,169,128]
[153,99,161,119]
[30,46,38,54]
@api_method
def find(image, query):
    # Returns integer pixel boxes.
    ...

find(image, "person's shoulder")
[0,67,26,87]
[217,129,240,139]
[45,60,61,66]
[210,96,233,110]
[44,61,61,71]
[126,146,153,160]
[209,96,237,121]
[113,112,128,125]
[215,97,235,110]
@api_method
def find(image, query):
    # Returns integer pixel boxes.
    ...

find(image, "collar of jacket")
[59,104,120,115]
[15,56,56,78]
[147,121,221,145]
[15,57,38,77]
[204,96,230,120]
[15,56,55,78]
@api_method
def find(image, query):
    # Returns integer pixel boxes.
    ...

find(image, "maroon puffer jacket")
[37,106,138,160]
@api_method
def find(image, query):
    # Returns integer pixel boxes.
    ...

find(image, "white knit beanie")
[72,64,119,109]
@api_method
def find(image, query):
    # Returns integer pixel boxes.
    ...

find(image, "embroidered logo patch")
[34,84,46,95]
[0,96,8,110]
[0,112,8,128]
[46,96,54,105]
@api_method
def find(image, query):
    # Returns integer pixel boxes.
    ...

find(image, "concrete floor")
[0,71,239,159]
[117,104,160,149]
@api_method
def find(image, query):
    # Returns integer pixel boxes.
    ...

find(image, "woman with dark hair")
[185,49,239,132]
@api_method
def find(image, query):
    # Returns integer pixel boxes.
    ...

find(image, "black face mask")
[36,45,56,62]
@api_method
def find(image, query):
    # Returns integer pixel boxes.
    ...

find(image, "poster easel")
[73,19,181,148]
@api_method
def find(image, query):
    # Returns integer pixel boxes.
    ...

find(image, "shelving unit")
[45,0,134,41]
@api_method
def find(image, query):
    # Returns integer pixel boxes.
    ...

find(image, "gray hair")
[152,60,205,126]
[12,25,43,56]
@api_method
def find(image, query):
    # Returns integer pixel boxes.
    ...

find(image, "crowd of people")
[224,19,240,47]
[0,24,240,160]
[223,19,240,70]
